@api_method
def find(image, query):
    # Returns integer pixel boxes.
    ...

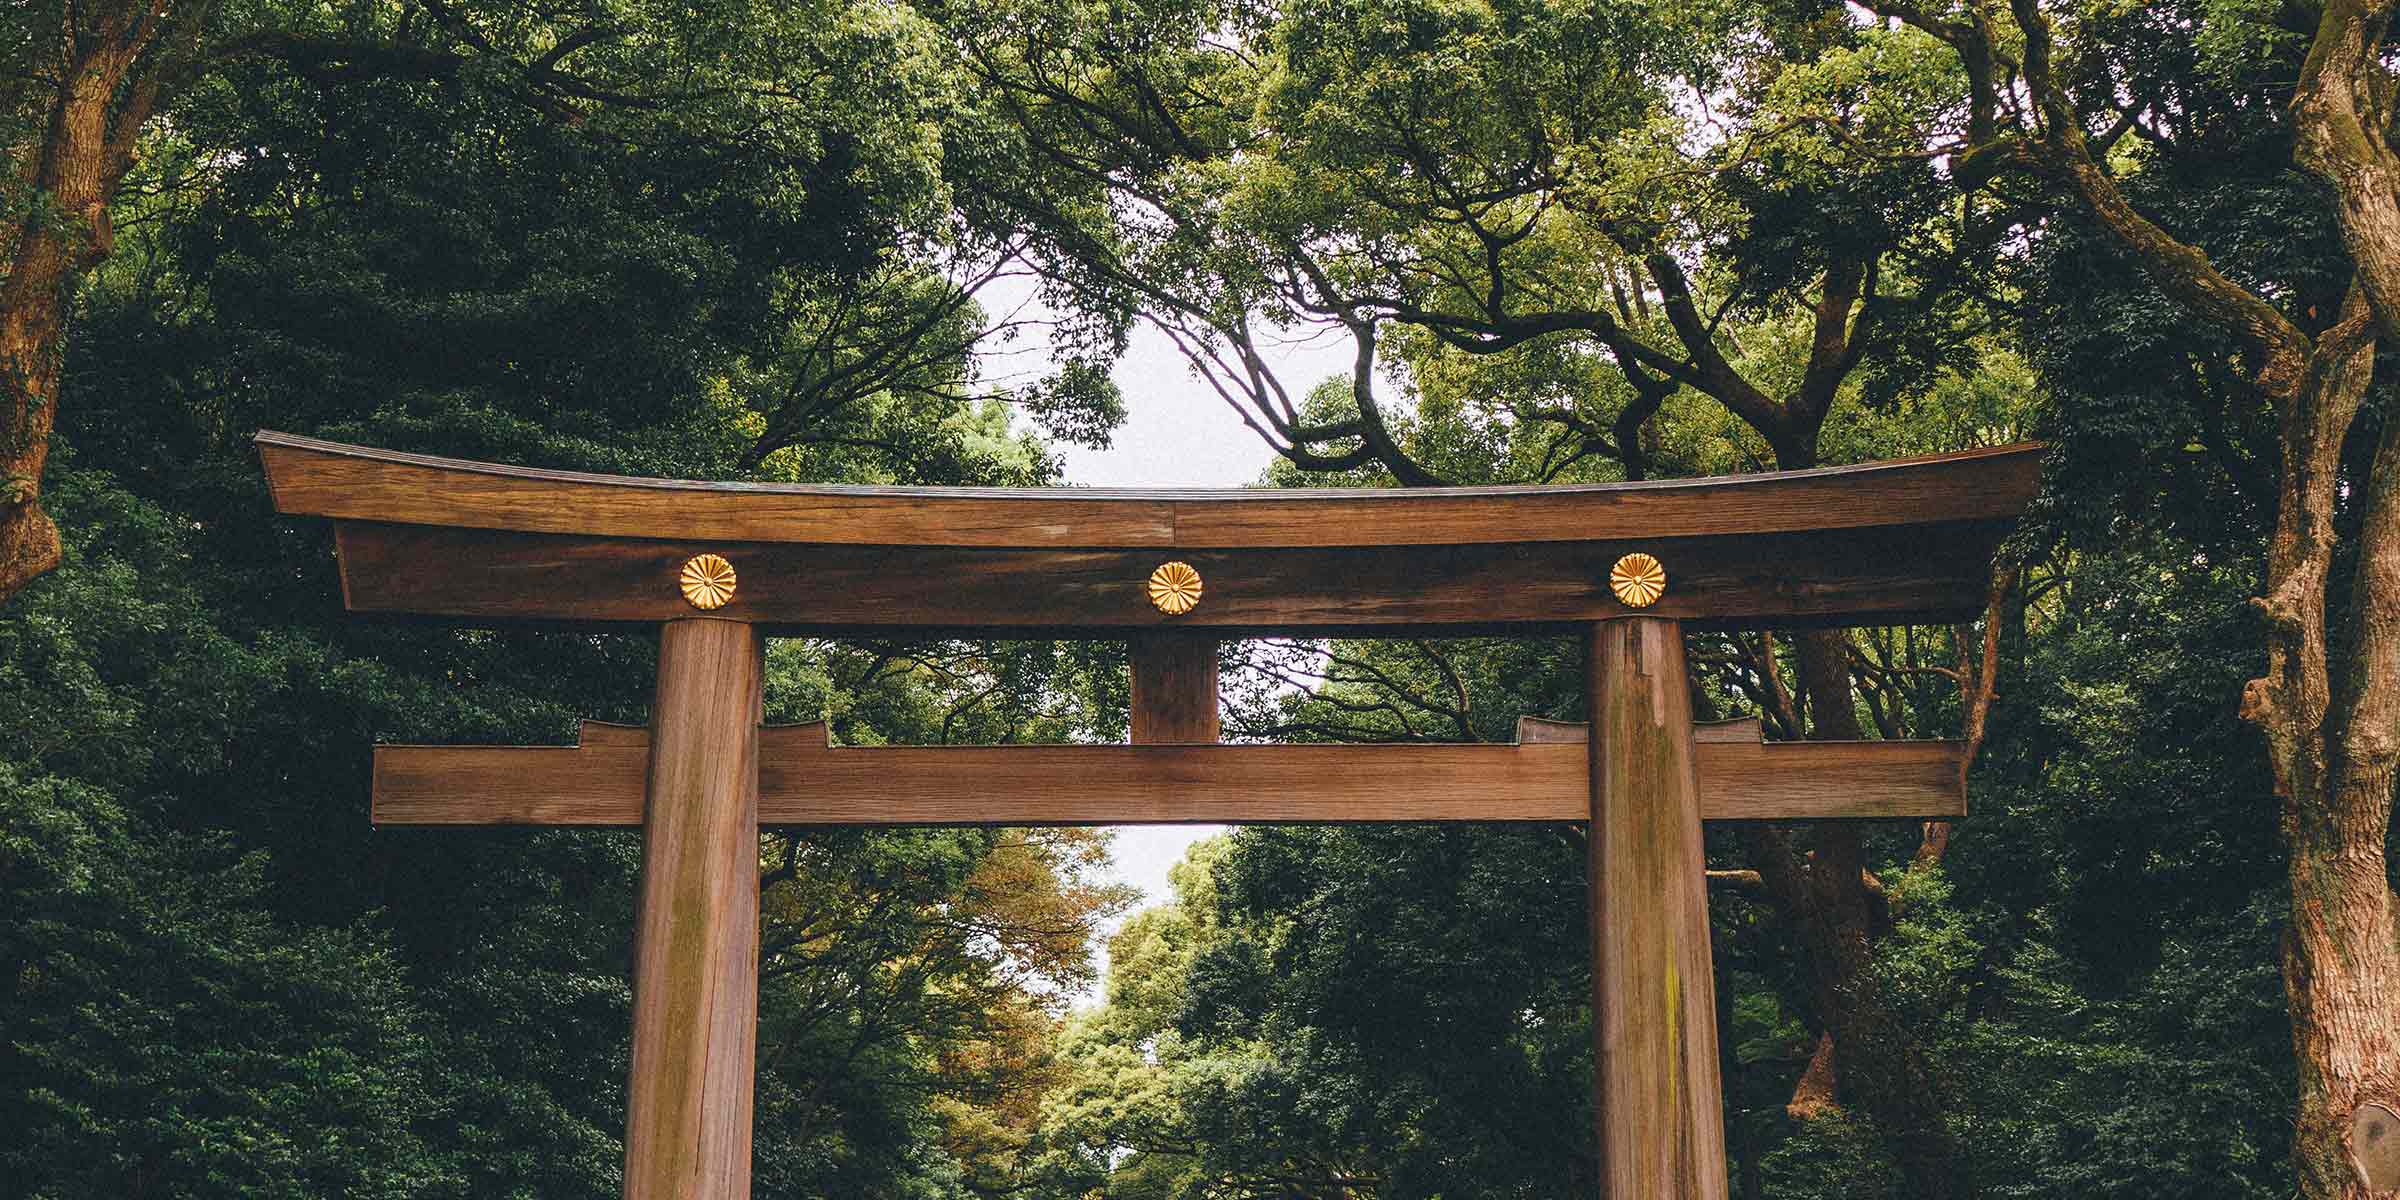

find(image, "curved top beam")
[257,431,2043,550]
[256,431,2043,632]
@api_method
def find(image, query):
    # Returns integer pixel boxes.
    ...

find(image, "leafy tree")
[3,0,1123,596]
[1850,2,2400,1192]
[0,473,454,1199]
[3,2,1135,1193]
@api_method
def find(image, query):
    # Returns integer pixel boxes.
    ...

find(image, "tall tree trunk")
[2284,754,2400,1200]
[1743,627,1966,1199]
[2274,8,2400,1193]
[2244,294,2400,1199]
[0,267,71,596]
[1784,1033,1838,1120]
[1,5,181,602]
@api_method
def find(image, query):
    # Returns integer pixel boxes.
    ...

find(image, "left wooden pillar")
[626,618,763,1200]
[1586,617,1728,1199]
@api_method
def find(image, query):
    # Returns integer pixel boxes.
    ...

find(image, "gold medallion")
[678,553,737,610]
[1147,560,1203,615]
[1609,552,1665,607]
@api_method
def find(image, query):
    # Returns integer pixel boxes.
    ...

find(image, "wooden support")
[1586,618,1727,1199]
[371,721,1968,826]
[1130,632,1219,743]
[624,619,763,1200]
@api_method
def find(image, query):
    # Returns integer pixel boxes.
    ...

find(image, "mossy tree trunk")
[1,2,196,600]
[1867,2,2400,1192]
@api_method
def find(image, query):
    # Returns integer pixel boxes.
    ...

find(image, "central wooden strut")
[1588,618,1726,1198]
[1130,631,1220,744]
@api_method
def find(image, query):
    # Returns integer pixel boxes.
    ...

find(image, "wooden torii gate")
[256,431,2041,1200]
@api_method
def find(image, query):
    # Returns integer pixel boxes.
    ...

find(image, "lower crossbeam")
[370,719,1964,827]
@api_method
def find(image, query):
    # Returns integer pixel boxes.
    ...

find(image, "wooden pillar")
[1586,618,1727,1199]
[625,618,763,1200]
[1130,631,1219,744]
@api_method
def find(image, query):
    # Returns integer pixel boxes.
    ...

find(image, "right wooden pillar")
[1586,617,1728,1198]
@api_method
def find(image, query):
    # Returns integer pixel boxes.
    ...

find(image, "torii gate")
[256,431,2040,1200]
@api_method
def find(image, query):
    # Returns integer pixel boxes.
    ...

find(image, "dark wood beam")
[321,517,2016,633]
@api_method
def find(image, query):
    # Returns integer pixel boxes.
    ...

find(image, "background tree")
[2,0,1124,597]
[1844,3,2400,1194]
[3,3,1131,1192]
[939,1,2043,1191]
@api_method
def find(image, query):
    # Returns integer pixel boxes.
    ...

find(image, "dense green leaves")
[6,0,2388,1197]
[5,3,1133,1193]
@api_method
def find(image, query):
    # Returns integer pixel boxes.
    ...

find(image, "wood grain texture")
[326,517,2016,632]
[624,620,762,1200]
[259,430,2041,549]
[369,721,1965,826]
[1130,633,1219,744]
[1586,618,1729,1199]
[1520,715,1762,745]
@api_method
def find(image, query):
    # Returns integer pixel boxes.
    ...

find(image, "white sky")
[982,277,1355,979]
[1053,316,1352,488]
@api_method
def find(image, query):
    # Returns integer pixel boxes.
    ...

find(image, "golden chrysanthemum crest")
[679,553,738,610]
[1147,560,1204,615]
[1609,552,1666,608]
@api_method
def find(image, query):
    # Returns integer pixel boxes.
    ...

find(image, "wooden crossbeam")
[369,717,1964,826]
[257,432,2043,633]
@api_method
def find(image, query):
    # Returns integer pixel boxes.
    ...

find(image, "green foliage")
[1,768,452,1199]
[0,473,456,1197]
[3,1,2370,1197]
[5,3,1135,1193]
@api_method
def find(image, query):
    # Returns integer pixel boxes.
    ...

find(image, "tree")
[6,0,509,597]
[2,4,1137,1186]
[1849,3,2399,1193]
[941,1,2038,1189]
[0,473,458,1198]
[2,0,1123,599]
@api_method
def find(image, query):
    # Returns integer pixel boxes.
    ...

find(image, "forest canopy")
[4,1,2397,1198]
